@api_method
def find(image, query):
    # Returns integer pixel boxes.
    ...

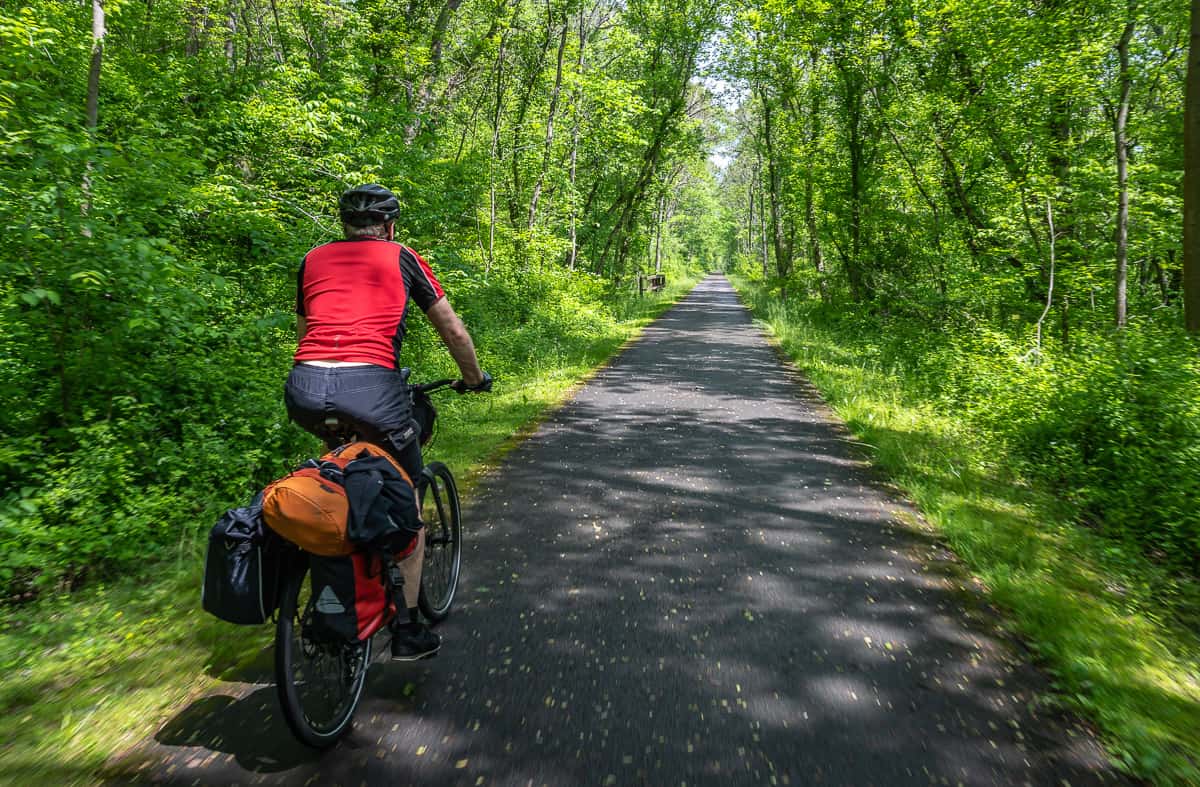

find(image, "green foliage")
[718,0,1200,778]
[721,0,1186,319]
[778,301,1200,576]
[0,277,698,782]
[969,326,1200,567]
[736,278,1200,785]
[718,0,1199,581]
[0,0,714,598]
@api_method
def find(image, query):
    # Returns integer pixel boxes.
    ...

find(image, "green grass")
[732,279,1200,785]
[0,274,700,786]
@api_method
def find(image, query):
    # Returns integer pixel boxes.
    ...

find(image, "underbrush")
[0,273,700,783]
[0,262,689,598]
[733,279,1200,785]
[765,296,1200,584]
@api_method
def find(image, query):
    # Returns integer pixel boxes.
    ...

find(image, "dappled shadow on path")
[115,277,1125,786]
[431,419,1117,785]
[105,687,318,781]
[388,278,1123,786]
[153,690,316,772]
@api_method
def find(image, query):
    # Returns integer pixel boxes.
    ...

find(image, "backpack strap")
[316,459,345,485]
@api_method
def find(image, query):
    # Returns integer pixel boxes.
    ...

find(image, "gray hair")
[343,221,391,240]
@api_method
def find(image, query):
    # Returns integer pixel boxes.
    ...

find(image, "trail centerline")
[122,275,1121,786]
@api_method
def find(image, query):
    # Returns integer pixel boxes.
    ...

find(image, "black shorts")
[284,363,422,478]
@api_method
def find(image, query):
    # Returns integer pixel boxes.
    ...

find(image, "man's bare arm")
[425,298,484,386]
[297,315,307,339]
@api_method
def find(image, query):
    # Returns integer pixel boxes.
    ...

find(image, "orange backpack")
[262,442,411,557]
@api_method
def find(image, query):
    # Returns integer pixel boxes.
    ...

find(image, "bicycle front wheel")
[275,558,371,748]
[417,461,462,623]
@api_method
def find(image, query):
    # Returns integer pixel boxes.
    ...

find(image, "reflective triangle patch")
[315,585,345,614]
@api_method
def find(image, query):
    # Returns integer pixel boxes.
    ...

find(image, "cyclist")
[284,183,491,661]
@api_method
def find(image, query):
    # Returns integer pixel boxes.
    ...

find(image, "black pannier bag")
[342,454,422,554]
[308,552,391,643]
[202,493,282,624]
[410,385,437,446]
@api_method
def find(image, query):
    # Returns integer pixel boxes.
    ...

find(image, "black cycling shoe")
[390,622,441,661]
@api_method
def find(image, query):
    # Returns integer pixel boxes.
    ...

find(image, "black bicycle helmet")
[338,184,400,226]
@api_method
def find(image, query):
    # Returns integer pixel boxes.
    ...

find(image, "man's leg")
[386,430,439,661]
[398,528,424,609]
[392,432,425,612]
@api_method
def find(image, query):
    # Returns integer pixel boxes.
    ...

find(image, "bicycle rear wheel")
[417,461,462,623]
[275,557,371,748]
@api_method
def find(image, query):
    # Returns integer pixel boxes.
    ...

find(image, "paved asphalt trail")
[118,276,1124,786]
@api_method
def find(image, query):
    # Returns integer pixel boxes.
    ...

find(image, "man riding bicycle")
[284,183,491,661]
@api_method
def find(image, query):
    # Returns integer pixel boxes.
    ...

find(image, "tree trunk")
[1114,20,1135,328]
[86,0,105,133]
[565,5,594,271]
[805,56,826,301]
[834,58,869,301]
[653,192,665,273]
[1153,255,1171,305]
[1033,199,1057,356]
[596,21,702,275]
[268,0,286,62]
[404,0,464,143]
[185,1,209,57]
[758,172,769,278]
[528,9,568,229]
[598,88,689,272]
[225,3,237,68]
[752,151,768,276]
[760,92,792,294]
[1185,0,1200,332]
[567,101,580,270]
[1060,294,1070,351]
[804,165,825,299]
[746,175,754,258]
[566,91,581,269]
[508,17,554,228]
[1047,95,1074,284]
[82,0,105,230]
[240,0,256,66]
[487,24,512,275]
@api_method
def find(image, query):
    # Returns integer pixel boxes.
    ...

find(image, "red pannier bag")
[308,551,393,643]
[308,532,419,643]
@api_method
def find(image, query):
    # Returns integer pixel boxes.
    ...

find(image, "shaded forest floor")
[0,276,701,785]
[732,278,1200,785]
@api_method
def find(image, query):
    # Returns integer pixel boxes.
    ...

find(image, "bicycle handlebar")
[414,378,458,394]
[416,371,493,395]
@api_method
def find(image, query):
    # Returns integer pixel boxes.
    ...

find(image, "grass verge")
[732,279,1200,786]
[0,275,701,786]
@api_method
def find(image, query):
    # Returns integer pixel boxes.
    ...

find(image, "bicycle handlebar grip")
[452,371,493,394]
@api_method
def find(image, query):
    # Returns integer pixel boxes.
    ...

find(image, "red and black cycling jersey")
[294,239,445,369]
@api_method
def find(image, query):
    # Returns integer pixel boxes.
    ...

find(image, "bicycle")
[273,378,464,748]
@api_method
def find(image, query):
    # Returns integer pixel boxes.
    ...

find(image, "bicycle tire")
[417,461,462,623]
[275,557,371,748]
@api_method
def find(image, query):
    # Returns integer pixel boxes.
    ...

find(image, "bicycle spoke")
[276,562,370,747]
[427,481,448,532]
[418,462,461,623]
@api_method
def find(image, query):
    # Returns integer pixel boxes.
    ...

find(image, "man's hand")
[451,371,493,394]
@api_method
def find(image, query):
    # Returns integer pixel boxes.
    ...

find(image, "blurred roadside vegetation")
[0,0,718,778]
[734,278,1200,785]
[0,0,723,598]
